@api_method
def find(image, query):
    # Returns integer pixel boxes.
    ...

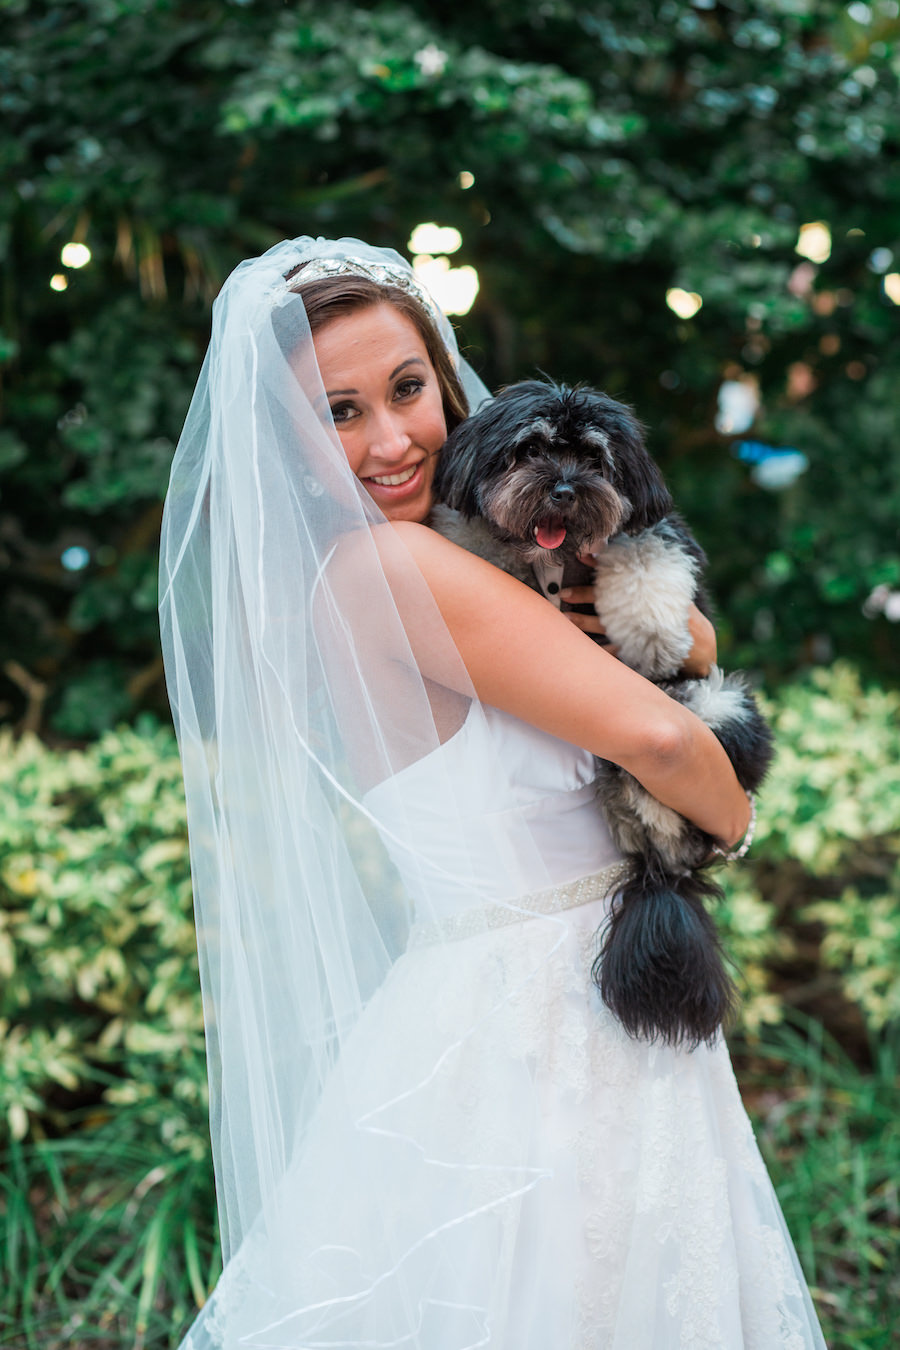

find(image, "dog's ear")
[604,404,673,531]
[432,413,485,516]
[618,455,673,532]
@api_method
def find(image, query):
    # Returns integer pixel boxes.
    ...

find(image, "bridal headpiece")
[281,253,445,332]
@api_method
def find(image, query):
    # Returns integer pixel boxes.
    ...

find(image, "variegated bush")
[0,720,204,1149]
[3,664,900,1145]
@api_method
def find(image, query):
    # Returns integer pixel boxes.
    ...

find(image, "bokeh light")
[716,378,759,435]
[61,242,92,268]
[869,247,895,273]
[795,222,831,264]
[412,255,479,315]
[408,223,462,254]
[61,546,91,571]
[50,274,68,291]
[666,288,703,319]
[883,273,900,305]
[735,441,809,490]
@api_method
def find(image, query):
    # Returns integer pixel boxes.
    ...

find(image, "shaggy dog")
[432,379,773,1049]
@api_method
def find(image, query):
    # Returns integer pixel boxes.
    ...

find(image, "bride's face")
[313,303,448,523]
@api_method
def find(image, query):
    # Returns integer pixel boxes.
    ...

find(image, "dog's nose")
[550,482,576,505]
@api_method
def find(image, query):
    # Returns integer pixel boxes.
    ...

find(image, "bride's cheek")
[338,434,365,478]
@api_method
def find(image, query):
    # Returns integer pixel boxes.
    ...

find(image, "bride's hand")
[558,585,619,657]
[681,606,717,677]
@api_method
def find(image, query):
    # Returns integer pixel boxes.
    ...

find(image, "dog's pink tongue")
[535,520,567,550]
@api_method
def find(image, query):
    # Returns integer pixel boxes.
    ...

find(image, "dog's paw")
[592,527,698,679]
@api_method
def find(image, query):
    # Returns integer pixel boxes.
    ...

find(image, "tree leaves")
[2,0,899,730]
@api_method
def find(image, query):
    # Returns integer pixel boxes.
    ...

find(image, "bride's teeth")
[371,464,418,486]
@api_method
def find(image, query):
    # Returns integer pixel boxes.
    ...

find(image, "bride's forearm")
[621,710,751,847]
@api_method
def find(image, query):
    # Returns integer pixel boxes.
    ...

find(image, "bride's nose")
[369,410,412,462]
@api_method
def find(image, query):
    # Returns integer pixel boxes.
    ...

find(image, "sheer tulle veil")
[159,238,568,1345]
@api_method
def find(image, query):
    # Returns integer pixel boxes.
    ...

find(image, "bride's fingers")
[559,587,607,638]
[559,585,595,607]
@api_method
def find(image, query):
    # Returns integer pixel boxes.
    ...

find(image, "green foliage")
[0,720,204,1151]
[732,1017,900,1350]
[0,1132,218,1349]
[719,663,900,1035]
[2,0,900,731]
[1,667,899,1342]
[1,664,898,1149]
[0,718,214,1342]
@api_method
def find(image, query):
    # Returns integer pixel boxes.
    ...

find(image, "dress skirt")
[181,871,826,1350]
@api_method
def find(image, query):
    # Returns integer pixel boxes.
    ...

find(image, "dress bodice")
[363,703,623,918]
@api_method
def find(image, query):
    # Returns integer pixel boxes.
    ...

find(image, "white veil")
[160,238,574,1347]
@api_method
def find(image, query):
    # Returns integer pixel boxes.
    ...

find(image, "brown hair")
[286,271,469,434]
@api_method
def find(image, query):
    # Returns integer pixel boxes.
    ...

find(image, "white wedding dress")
[182,705,826,1350]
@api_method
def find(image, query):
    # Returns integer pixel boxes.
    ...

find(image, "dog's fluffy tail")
[593,865,737,1049]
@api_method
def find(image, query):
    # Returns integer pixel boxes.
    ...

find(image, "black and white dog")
[432,379,773,1049]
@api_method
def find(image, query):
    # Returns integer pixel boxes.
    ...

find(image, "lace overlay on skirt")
[181,871,825,1350]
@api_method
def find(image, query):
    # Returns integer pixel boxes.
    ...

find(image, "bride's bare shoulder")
[329,518,505,585]
[387,520,521,592]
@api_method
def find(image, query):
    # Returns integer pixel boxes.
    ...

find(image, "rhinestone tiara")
[282,254,444,330]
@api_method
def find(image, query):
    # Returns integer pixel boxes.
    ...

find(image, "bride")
[160,237,826,1348]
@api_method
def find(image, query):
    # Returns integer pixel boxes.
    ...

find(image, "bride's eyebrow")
[389,357,426,380]
[325,356,426,399]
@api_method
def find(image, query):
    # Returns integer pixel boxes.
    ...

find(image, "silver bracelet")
[713,792,757,862]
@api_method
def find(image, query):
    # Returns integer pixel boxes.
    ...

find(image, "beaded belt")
[408,860,629,948]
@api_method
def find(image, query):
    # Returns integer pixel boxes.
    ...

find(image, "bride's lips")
[362,460,426,499]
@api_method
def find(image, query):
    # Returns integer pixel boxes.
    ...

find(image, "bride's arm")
[389,522,750,849]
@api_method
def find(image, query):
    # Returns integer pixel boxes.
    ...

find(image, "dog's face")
[434,379,672,562]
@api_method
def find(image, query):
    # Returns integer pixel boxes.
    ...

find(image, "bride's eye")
[394,377,424,401]
[329,401,359,425]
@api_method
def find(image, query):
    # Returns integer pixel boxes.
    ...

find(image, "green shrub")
[719,663,900,1036]
[1,665,899,1345]
[0,720,215,1343]
[2,663,899,1148]
[0,719,204,1152]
